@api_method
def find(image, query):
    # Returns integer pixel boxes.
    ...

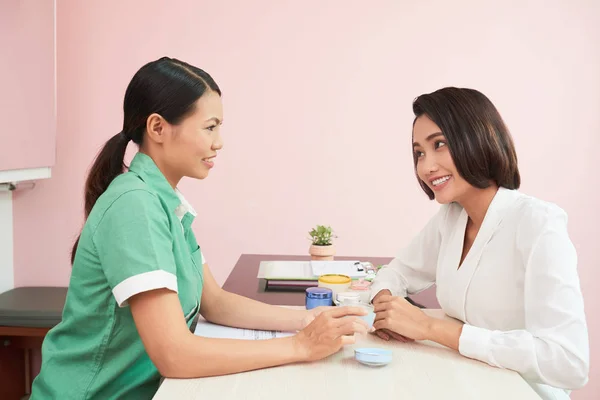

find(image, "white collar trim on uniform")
[174,189,198,220]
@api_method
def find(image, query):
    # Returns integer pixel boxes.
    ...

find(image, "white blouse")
[370,187,589,400]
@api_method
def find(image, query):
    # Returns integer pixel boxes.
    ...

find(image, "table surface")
[154,309,540,400]
[222,254,440,308]
[222,254,393,306]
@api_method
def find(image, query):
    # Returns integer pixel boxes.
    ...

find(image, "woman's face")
[151,90,224,186]
[169,91,224,180]
[412,114,472,204]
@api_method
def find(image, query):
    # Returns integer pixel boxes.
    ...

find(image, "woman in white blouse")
[370,87,589,400]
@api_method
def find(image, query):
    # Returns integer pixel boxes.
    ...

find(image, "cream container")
[317,274,351,299]
[348,278,372,304]
[335,291,361,306]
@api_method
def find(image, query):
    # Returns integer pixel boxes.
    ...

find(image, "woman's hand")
[298,306,334,330]
[293,306,369,362]
[371,290,413,342]
[372,289,392,304]
[373,294,432,341]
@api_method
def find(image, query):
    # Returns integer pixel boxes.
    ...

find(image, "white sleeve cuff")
[458,324,494,365]
[368,282,406,302]
[112,270,178,307]
[369,284,388,302]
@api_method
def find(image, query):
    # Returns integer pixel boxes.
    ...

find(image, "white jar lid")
[336,291,361,305]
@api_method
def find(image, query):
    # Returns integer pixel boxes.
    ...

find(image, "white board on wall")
[0,191,14,293]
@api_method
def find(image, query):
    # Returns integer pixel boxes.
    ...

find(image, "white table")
[153,310,541,399]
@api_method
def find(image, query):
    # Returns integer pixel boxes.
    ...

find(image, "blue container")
[354,348,393,367]
[305,287,333,309]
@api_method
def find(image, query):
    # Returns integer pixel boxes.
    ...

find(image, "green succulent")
[308,225,336,246]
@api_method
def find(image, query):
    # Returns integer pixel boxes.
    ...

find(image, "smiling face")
[144,90,224,187]
[412,114,474,204]
[410,87,521,206]
[166,91,224,181]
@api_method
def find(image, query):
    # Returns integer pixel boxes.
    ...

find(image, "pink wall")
[0,0,55,171]
[12,1,599,397]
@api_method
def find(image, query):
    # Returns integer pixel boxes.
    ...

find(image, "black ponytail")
[70,132,130,264]
[70,57,221,264]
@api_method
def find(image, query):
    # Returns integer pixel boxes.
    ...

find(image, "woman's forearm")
[202,290,306,331]
[162,334,303,378]
[425,317,463,351]
[133,289,367,380]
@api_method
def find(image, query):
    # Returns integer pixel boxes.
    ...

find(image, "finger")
[331,335,356,350]
[382,329,397,340]
[373,302,390,313]
[373,320,390,332]
[387,331,414,342]
[333,321,368,340]
[311,306,334,317]
[374,329,390,341]
[336,315,369,328]
[324,306,368,319]
[372,290,392,304]
[336,317,369,335]
[373,310,389,323]
[315,306,335,313]
[340,335,356,345]
[375,327,412,343]
[375,294,393,304]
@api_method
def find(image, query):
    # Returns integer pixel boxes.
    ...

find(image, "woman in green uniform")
[30,57,367,399]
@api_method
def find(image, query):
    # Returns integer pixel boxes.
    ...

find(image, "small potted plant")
[308,225,337,261]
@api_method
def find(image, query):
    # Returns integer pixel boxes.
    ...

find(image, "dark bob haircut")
[412,87,520,200]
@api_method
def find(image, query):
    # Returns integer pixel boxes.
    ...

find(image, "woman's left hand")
[373,295,432,341]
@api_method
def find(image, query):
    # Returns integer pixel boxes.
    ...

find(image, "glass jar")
[305,287,333,310]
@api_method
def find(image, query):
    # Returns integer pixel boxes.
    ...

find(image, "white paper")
[310,260,367,278]
[257,260,368,280]
[194,319,296,340]
[257,261,313,279]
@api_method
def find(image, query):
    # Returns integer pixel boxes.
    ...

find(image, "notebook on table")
[257,260,369,291]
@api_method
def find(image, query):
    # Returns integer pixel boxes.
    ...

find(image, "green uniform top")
[31,152,205,399]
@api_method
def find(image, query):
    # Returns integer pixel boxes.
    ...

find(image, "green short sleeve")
[93,190,178,306]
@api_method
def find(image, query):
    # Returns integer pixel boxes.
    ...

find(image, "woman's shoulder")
[505,190,570,242]
[510,190,568,226]
[87,172,164,225]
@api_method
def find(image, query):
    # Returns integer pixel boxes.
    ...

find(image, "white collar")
[173,189,197,221]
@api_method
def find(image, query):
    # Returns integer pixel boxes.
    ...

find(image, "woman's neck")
[140,149,181,189]
[457,185,499,229]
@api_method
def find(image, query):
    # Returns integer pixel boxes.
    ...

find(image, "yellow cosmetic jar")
[317,274,352,298]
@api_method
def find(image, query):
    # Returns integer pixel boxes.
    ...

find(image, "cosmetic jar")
[305,287,333,310]
[318,274,351,298]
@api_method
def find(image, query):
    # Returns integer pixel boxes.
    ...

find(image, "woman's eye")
[207,125,216,132]
[414,150,424,158]
[435,141,446,149]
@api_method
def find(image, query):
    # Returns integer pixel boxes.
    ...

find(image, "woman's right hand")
[292,306,369,362]
[371,289,414,343]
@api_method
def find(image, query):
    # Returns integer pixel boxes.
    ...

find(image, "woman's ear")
[145,113,168,144]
